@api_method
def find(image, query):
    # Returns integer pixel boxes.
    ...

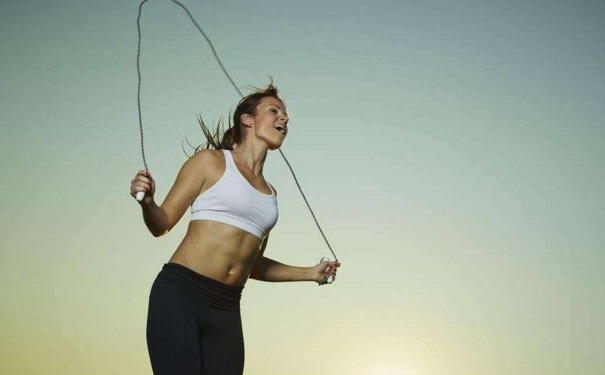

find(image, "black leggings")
[146,263,245,375]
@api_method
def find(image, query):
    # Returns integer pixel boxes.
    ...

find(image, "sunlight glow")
[371,363,415,375]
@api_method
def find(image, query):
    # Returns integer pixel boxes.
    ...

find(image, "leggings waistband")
[157,262,244,310]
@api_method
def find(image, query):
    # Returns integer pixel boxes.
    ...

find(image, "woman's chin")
[268,138,285,150]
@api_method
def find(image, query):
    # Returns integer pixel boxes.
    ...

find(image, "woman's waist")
[167,254,253,287]
[171,223,262,285]
[157,262,244,309]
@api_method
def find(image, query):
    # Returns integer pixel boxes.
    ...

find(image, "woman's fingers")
[324,262,340,279]
[331,262,340,276]
[328,262,340,273]
[134,181,151,192]
[131,177,150,191]
[317,260,341,285]
[130,170,155,197]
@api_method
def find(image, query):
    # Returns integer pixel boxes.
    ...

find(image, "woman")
[130,83,341,375]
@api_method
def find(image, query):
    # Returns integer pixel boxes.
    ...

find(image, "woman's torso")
[169,149,275,287]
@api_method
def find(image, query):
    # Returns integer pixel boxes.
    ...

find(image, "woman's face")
[247,96,289,149]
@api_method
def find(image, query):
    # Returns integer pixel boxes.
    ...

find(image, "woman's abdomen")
[169,220,262,286]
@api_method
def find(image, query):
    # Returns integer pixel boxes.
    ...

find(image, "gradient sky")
[1,0,604,374]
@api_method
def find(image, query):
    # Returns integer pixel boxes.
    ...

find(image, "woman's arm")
[250,256,314,282]
[249,236,341,283]
[131,150,215,237]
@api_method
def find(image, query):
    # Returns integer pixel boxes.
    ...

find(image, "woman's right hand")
[130,169,156,204]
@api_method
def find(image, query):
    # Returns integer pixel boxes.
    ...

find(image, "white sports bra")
[190,149,278,239]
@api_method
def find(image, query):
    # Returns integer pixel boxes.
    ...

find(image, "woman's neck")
[230,141,268,176]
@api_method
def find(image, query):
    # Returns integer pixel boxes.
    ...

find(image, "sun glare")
[371,363,415,375]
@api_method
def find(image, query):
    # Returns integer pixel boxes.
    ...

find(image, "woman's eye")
[270,108,278,114]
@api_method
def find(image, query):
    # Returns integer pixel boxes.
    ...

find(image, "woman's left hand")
[311,259,341,285]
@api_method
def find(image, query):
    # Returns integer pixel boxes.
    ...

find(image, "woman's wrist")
[139,195,155,208]
[304,267,316,282]
[306,265,322,283]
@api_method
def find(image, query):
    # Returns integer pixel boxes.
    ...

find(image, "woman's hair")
[193,81,284,152]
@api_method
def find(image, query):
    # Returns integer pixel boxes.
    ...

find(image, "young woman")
[130,84,341,375]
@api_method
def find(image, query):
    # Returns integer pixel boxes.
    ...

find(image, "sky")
[1,0,604,374]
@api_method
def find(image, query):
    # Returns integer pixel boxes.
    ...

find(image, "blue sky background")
[1,1,604,374]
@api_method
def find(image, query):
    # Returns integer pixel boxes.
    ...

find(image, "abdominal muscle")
[168,220,263,287]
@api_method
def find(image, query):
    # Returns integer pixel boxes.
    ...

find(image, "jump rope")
[135,0,339,283]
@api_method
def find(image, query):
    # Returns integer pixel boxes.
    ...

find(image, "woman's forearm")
[250,257,312,282]
[140,200,170,237]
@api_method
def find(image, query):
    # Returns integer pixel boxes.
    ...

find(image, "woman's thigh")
[146,276,245,375]
[198,306,245,374]
[146,277,201,375]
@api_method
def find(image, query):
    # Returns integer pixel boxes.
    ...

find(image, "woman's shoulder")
[184,149,226,174]
[189,148,224,161]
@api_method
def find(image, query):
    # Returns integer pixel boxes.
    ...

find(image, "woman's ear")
[241,113,253,128]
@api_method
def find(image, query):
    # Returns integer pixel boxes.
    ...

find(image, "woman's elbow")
[248,269,261,280]
[149,226,169,237]
[249,259,267,280]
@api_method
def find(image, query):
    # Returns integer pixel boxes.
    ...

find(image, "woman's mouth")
[273,124,286,135]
